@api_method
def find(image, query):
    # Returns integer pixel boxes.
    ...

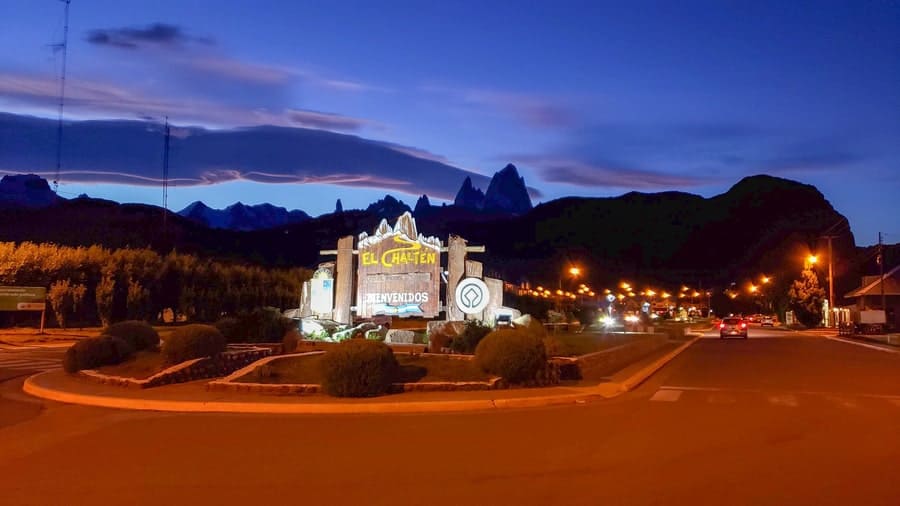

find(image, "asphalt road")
[1,328,898,505]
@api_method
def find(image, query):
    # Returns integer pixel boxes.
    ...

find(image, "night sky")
[1,0,897,245]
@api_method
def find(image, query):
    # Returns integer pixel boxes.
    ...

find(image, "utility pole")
[162,116,170,234]
[823,235,837,327]
[878,232,886,313]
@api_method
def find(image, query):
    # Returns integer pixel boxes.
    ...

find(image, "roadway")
[1,328,898,505]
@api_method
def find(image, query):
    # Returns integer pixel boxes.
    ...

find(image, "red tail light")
[719,323,725,329]
[741,323,747,328]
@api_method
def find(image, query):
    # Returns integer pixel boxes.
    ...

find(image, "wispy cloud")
[286,109,373,131]
[515,156,718,189]
[0,113,485,201]
[177,56,293,86]
[86,23,212,50]
[425,86,576,129]
[0,72,373,132]
[84,22,378,95]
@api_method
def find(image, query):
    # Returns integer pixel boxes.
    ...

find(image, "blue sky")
[0,0,897,244]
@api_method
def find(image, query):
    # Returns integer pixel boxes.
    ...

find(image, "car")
[760,315,774,326]
[720,317,748,338]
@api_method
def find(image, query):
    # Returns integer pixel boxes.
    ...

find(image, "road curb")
[23,371,627,414]
[824,336,899,354]
[21,339,694,415]
[618,334,703,392]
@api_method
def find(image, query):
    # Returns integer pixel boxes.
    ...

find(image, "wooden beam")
[319,245,485,256]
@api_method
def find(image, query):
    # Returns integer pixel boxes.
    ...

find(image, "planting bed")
[234,353,491,385]
[96,351,165,379]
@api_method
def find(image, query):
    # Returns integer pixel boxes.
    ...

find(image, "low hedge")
[320,339,398,397]
[63,335,134,373]
[449,320,492,354]
[103,320,160,351]
[162,324,226,364]
[215,308,294,343]
[475,328,547,383]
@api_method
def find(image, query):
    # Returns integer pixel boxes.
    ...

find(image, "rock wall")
[80,348,272,388]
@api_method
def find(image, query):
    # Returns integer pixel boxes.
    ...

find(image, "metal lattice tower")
[53,0,72,194]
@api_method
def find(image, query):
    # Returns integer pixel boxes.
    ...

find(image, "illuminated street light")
[807,255,818,266]
[749,284,758,294]
[761,276,770,284]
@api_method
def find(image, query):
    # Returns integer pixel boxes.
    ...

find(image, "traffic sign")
[0,286,47,311]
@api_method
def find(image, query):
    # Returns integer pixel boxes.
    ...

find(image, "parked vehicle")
[761,316,774,326]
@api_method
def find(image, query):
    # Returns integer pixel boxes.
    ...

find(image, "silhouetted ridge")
[483,163,532,214]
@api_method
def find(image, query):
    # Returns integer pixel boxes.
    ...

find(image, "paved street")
[0,343,66,382]
[1,329,898,505]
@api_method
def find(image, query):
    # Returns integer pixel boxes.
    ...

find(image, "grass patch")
[394,354,491,382]
[96,350,165,379]
[235,353,492,384]
[550,332,634,356]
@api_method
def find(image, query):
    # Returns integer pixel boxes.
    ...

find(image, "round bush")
[63,335,134,373]
[474,329,547,383]
[282,329,300,354]
[215,308,293,343]
[320,340,398,397]
[450,320,492,354]
[103,320,159,351]
[162,324,226,364]
[213,316,241,343]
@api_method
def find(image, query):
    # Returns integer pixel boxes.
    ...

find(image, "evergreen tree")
[335,199,343,213]
[788,267,825,327]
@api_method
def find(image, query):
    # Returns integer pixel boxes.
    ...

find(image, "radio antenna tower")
[53,0,72,194]
[162,116,171,233]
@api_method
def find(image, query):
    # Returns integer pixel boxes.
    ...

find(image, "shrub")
[475,329,547,383]
[214,317,241,342]
[62,335,134,373]
[162,324,226,364]
[450,320,492,354]
[320,340,398,397]
[542,336,563,357]
[282,329,300,354]
[215,308,293,343]
[103,320,160,351]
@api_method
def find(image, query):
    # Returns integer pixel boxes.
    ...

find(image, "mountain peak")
[177,200,310,231]
[365,194,411,220]
[483,163,532,214]
[454,176,486,210]
[0,173,63,208]
[413,194,432,217]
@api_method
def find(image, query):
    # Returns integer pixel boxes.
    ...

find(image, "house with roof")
[842,264,900,330]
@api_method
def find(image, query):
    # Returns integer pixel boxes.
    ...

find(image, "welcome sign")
[356,213,441,318]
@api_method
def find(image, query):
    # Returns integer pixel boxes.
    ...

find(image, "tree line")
[0,242,310,328]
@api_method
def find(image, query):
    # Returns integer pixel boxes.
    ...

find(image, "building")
[842,265,900,330]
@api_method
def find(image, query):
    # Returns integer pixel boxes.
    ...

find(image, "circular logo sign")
[455,278,490,315]
[606,294,616,303]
